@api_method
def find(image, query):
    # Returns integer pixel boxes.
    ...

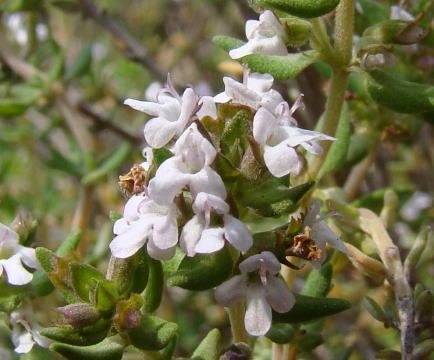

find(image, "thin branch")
[357,209,415,359]
[78,102,142,145]
[77,0,166,81]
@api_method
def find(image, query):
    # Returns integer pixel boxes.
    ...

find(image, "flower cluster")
[115,9,347,337]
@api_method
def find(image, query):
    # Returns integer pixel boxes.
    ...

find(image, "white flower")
[390,5,414,21]
[180,192,253,256]
[10,306,50,354]
[0,223,39,286]
[215,251,295,336]
[303,200,350,267]
[124,76,199,149]
[140,146,154,171]
[109,194,178,260]
[197,96,217,120]
[148,123,226,206]
[214,70,284,112]
[229,10,288,59]
[253,101,335,177]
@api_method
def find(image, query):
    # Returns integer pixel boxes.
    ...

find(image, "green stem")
[308,69,349,179]
[228,301,249,344]
[308,0,356,180]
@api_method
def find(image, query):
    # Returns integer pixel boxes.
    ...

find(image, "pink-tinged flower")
[215,251,295,336]
[124,76,199,148]
[214,70,284,112]
[0,223,39,286]
[148,123,226,206]
[302,200,350,268]
[10,305,50,354]
[180,192,253,257]
[229,10,287,59]
[109,194,178,260]
[253,99,335,177]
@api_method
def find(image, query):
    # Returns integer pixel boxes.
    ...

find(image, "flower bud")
[54,303,101,328]
[344,242,387,285]
[281,17,313,47]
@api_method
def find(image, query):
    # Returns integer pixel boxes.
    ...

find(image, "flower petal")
[312,221,350,256]
[239,251,281,275]
[193,192,229,215]
[148,158,190,206]
[222,77,262,109]
[16,246,39,270]
[253,107,278,145]
[190,167,227,200]
[109,221,152,258]
[223,215,253,252]
[13,331,35,354]
[265,276,295,313]
[245,283,272,336]
[195,227,226,254]
[144,117,180,149]
[2,255,33,285]
[147,238,176,261]
[197,96,217,120]
[180,216,204,257]
[263,143,303,177]
[215,274,247,307]
[124,99,161,116]
[152,216,178,250]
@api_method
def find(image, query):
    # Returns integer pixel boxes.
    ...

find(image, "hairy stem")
[308,0,355,180]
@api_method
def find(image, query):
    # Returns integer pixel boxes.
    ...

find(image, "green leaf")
[344,133,372,167]
[128,315,178,351]
[29,270,54,297]
[213,36,316,80]
[191,329,222,360]
[41,321,110,346]
[65,45,93,80]
[109,210,122,223]
[50,336,124,360]
[273,294,351,323]
[356,0,389,26]
[35,247,56,273]
[351,186,412,213]
[82,144,131,185]
[48,51,65,82]
[301,263,332,298]
[45,147,83,177]
[70,263,105,302]
[364,296,387,322]
[0,282,29,312]
[142,258,164,313]
[49,0,80,12]
[167,247,233,291]
[257,0,340,18]
[56,230,81,257]
[94,280,119,315]
[4,0,42,11]
[20,345,55,360]
[153,148,173,167]
[0,100,31,117]
[235,179,314,217]
[297,332,324,352]
[318,103,351,177]
[266,323,295,344]
[366,70,434,114]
